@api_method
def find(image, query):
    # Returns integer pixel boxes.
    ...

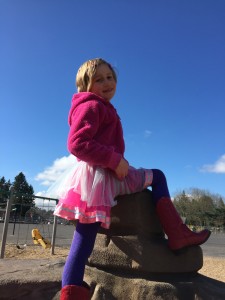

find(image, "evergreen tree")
[0,176,11,205]
[12,172,35,217]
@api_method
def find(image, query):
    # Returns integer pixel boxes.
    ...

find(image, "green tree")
[215,197,225,209]
[0,176,11,205]
[173,190,192,222]
[187,198,202,226]
[174,188,225,228]
[197,195,215,226]
[213,208,225,227]
[12,172,35,217]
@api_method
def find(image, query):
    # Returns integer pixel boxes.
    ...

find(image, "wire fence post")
[0,187,14,259]
[51,214,58,255]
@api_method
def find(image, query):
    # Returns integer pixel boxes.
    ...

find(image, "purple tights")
[62,221,101,287]
[151,169,170,203]
[62,168,170,287]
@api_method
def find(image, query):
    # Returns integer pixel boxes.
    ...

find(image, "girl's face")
[88,64,116,102]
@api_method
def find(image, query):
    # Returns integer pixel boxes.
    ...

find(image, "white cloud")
[200,154,225,173]
[35,154,76,186]
[144,130,152,138]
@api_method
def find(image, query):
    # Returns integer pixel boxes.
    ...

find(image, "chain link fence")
[0,188,59,258]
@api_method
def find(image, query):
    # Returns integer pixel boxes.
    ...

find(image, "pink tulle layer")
[53,161,153,229]
[54,190,111,228]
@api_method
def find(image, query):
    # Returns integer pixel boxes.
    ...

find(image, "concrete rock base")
[85,266,197,300]
[0,259,62,300]
[89,234,203,274]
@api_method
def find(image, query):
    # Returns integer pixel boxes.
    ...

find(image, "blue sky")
[1,0,225,199]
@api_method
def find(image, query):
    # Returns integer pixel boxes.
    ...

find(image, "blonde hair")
[76,58,117,92]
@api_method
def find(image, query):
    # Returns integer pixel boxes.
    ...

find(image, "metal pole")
[12,209,17,235]
[50,214,57,255]
[0,187,14,259]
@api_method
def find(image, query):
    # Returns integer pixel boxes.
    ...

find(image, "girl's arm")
[68,101,122,170]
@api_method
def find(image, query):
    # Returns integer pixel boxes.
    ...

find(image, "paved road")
[201,232,225,258]
[1,223,225,257]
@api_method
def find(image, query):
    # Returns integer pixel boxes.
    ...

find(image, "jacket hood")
[68,92,112,125]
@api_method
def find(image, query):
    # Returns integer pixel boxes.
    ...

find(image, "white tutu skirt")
[48,157,153,229]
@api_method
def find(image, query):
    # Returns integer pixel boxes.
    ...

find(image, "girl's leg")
[149,169,210,251]
[150,169,170,204]
[62,221,101,287]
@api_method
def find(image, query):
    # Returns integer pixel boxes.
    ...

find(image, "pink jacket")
[67,92,125,170]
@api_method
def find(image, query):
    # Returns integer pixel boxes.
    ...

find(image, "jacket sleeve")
[67,101,122,170]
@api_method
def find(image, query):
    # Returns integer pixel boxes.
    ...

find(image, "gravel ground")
[200,256,225,282]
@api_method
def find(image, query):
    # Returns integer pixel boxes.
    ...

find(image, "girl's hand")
[115,158,129,180]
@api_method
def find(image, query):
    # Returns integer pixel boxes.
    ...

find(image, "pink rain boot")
[156,197,211,251]
[60,284,90,300]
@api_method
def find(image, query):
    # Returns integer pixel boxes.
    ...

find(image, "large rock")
[89,235,202,274]
[92,189,203,274]
[0,258,62,300]
[99,189,164,238]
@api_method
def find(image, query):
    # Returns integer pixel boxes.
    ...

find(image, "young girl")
[53,58,210,300]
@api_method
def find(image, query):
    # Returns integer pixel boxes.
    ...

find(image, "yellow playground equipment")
[32,228,51,249]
